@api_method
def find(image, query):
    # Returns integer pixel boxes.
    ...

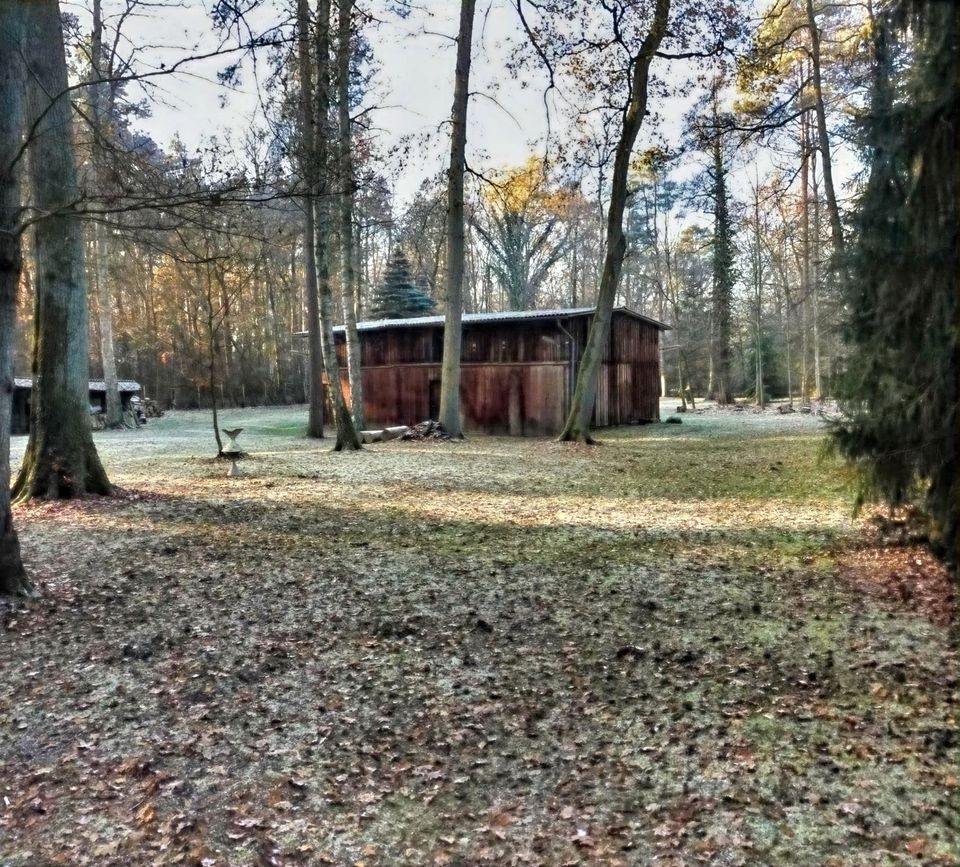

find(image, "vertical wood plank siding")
[333,311,662,435]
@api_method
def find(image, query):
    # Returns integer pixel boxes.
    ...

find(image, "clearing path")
[1,406,956,866]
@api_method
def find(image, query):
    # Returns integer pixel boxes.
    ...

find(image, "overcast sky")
[72,0,855,215]
[85,0,563,204]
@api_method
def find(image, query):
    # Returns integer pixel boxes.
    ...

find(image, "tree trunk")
[784,276,794,407]
[315,0,360,450]
[438,0,477,438]
[800,103,811,401]
[0,3,30,594]
[805,0,845,254]
[296,0,325,438]
[811,145,823,398]
[205,265,224,455]
[753,178,764,406]
[336,0,365,430]
[93,223,122,427]
[558,0,670,442]
[13,0,111,502]
[88,0,122,429]
[651,178,668,398]
[710,95,734,407]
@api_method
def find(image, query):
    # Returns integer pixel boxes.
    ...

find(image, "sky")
[80,0,559,205]
[69,0,858,216]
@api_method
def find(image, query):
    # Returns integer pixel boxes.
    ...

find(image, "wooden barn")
[11,378,142,434]
[314,307,667,436]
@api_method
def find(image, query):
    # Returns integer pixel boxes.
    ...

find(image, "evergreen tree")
[831,0,958,568]
[369,248,434,319]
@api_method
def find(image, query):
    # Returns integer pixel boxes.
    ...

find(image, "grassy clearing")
[1,405,956,866]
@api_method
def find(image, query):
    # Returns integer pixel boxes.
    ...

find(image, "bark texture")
[0,1,30,594]
[558,0,670,442]
[336,0,365,431]
[805,0,845,254]
[315,0,360,451]
[711,123,734,406]
[438,0,477,438]
[88,0,122,428]
[12,0,111,502]
[296,0,325,438]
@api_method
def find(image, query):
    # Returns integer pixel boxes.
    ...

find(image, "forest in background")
[0,0,955,583]
[10,0,877,411]
[0,1,956,859]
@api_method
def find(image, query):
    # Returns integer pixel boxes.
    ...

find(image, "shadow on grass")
[90,485,848,573]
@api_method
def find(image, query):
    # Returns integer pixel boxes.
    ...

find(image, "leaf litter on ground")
[1,404,957,866]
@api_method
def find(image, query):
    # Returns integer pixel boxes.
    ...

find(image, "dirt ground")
[1,405,956,866]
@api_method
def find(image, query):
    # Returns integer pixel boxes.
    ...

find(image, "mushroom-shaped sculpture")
[222,427,244,476]
[222,428,243,452]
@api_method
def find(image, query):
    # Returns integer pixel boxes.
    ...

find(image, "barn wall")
[344,365,435,428]
[343,361,568,436]
[335,320,573,368]
[592,313,661,425]
[461,363,567,435]
[334,311,662,435]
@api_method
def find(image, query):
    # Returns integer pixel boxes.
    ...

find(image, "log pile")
[359,425,410,444]
[400,420,453,441]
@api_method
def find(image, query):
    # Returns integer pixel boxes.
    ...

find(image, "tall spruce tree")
[369,248,434,319]
[831,0,958,568]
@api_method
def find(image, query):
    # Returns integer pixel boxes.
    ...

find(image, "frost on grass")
[1,407,957,866]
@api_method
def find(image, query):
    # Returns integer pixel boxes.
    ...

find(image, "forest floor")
[1,404,957,867]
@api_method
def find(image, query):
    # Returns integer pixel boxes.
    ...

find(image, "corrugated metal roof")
[295,306,669,336]
[90,380,142,393]
[14,378,141,392]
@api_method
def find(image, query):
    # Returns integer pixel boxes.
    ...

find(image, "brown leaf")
[136,803,156,826]
[904,838,927,855]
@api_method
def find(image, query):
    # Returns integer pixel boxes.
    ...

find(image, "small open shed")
[11,378,142,434]
[302,306,667,436]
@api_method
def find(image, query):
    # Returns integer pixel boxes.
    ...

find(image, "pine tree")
[369,248,434,319]
[831,0,958,568]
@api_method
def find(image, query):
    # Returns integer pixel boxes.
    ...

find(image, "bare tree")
[13,0,111,501]
[805,0,845,254]
[314,0,360,450]
[471,161,569,311]
[0,0,30,594]
[438,0,477,438]
[296,0,325,438]
[86,0,123,428]
[336,0,365,430]
[558,0,671,442]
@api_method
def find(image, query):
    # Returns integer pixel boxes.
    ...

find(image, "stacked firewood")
[400,420,452,441]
